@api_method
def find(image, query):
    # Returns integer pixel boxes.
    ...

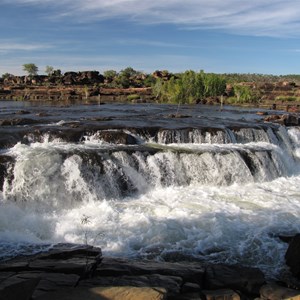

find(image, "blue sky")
[1,0,300,75]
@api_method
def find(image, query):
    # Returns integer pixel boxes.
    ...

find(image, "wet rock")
[202,289,240,300]
[204,264,265,296]
[278,235,295,243]
[166,114,191,119]
[284,114,300,126]
[36,112,51,117]
[0,155,14,191]
[260,283,300,300]
[285,234,300,278]
[15,110,31,115]
[0,118,40,126]
[96,130,138,145]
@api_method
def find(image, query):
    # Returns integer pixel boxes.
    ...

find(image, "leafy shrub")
[127,94,140,101]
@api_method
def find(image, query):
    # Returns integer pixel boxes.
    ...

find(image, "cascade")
[1,121,300,279]
[1,126,299,207]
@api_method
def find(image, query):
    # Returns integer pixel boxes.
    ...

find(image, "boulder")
[204,264,265,296]
[285,234,300,278]
[95,130,138,145]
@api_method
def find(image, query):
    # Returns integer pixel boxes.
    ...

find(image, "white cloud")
[5,0,300,37]
[0,41,53,53]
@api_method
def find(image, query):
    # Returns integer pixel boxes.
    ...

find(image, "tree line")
[1,63,299,104]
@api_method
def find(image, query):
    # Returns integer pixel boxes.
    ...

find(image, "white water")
[1,126,300,279]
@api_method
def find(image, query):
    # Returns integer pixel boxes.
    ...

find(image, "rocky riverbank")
[1,235,300,300]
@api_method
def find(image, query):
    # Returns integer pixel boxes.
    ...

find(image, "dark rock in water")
[36,112,51,117]
[166,114,191,119]
[285,234,300,278]
[96,130,138,145]
[204,264,265,296]
[15,110,31,115]
[0,155,14,191]
[0,118,40,126]
[278,235,295,243]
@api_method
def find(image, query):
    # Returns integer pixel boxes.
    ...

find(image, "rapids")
[0,102,300,280]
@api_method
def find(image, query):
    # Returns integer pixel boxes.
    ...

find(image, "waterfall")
[2,126,299,207]
[1,124,300,279]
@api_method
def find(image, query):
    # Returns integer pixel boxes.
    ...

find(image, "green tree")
[202,73,226,97]
[233,84,261,104]
[1,73,12,80]
[23,63,38,76]
[103,70,117,83]
[45,65,54,76]
[116,67,139,88]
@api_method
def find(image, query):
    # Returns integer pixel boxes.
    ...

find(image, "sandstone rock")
[79,274,182,295]
[204,264,265,295]
[285,234,300,278]
[264,115,281,123]
[34,286,167,300]
[260,283,300,300]
[264,114,300,126]
[202,289,240,300]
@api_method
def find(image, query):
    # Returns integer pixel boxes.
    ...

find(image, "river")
[0,101,299,280]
